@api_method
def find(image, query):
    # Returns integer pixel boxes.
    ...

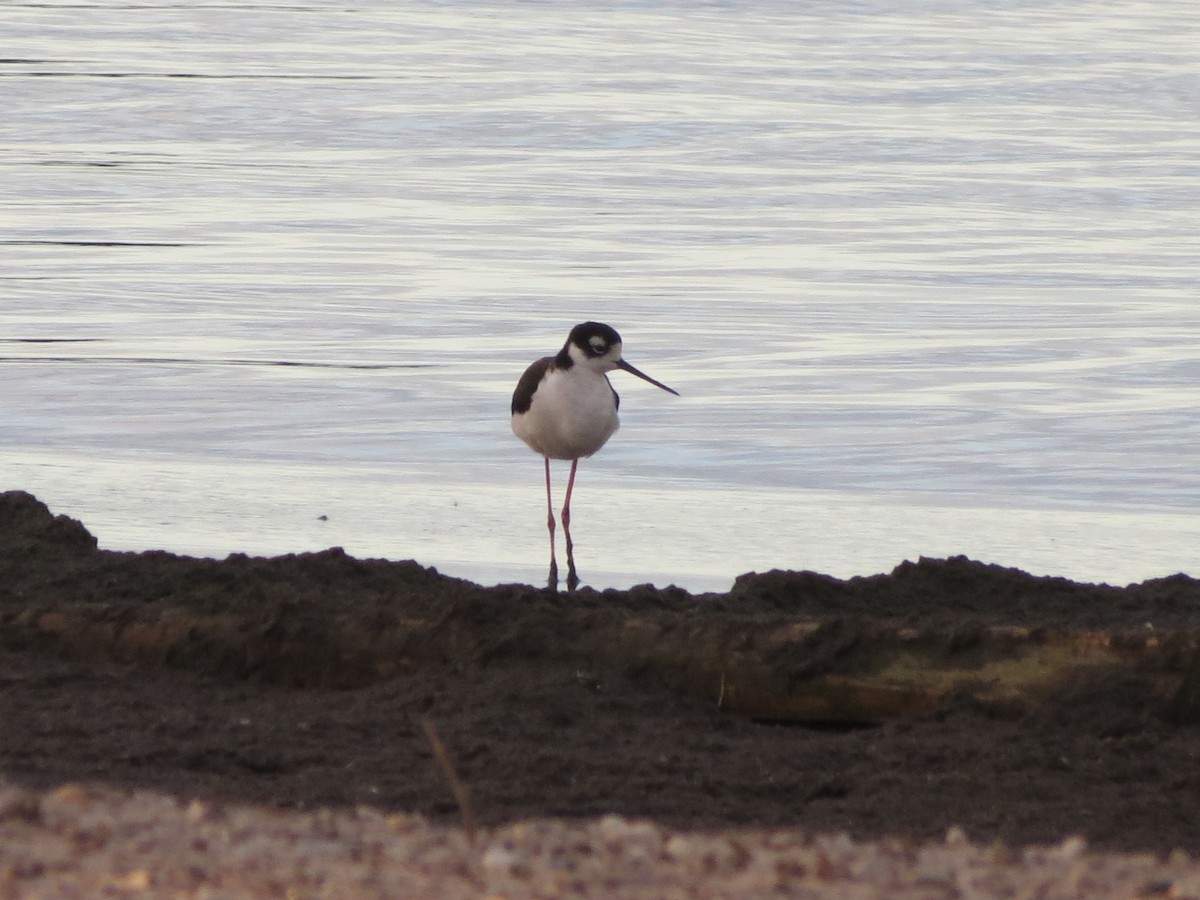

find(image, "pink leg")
[544,457,558,590]
[562,459,579,591]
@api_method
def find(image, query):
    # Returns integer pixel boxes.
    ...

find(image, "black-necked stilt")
[511,322,679,591]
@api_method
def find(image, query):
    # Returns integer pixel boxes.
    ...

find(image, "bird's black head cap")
[556,321,622,367]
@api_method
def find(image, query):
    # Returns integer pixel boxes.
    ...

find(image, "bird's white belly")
[512,369,619,460]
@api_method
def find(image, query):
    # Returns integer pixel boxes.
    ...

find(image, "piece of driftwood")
[14,603,1198,725]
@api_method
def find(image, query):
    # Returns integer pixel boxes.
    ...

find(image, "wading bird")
[511,322,678,591]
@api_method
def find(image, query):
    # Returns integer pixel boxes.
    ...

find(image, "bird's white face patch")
[564,325,623,373]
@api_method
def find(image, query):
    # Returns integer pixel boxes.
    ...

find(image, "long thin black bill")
[616,359,680,396]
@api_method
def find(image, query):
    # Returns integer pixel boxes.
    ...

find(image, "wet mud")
[2,490,1199,854]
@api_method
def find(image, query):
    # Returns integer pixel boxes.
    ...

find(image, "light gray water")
[3,1,1198,591]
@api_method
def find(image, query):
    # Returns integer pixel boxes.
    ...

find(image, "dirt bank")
[3,489,1200,894]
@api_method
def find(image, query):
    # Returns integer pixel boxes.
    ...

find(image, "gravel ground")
[2,781,1194,899]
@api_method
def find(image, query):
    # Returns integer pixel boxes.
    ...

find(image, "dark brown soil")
[3,490,1200,855]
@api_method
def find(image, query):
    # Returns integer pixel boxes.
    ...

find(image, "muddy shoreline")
[3,489,1200,874]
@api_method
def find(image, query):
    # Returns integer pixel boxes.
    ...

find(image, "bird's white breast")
[511,364,619,460]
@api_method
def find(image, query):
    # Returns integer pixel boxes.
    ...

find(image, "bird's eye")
[589,339,607,353]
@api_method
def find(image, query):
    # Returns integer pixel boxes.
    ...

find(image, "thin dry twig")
[421,716,478,845]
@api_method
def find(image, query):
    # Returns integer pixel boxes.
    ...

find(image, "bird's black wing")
[511,356,554,415]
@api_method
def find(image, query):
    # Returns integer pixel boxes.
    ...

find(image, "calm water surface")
[2,1,1198,590]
